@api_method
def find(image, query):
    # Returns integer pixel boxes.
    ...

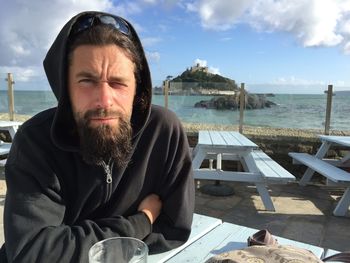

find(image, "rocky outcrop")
[194,94,276,110]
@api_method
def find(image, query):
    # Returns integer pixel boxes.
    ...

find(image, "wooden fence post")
[239,83,245,134]
[6,73,15,121]
[163,80,169,109]
[324,84,333,135]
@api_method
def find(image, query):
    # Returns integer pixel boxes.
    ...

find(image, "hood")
[43,11,152,151]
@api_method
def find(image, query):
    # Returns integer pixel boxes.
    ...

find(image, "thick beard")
[75,108,133,167]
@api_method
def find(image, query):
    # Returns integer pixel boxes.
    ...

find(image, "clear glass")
[89,237,148,263]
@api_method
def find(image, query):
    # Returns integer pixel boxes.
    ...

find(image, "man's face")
[68,44,136,131]
[68,44,136,165]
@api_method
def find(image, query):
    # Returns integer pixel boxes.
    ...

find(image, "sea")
[1,90,350,131]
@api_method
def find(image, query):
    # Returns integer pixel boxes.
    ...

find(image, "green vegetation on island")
[170,64,239,93]
[161,64,276,110]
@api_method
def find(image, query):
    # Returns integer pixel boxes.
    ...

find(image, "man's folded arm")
[3,166,152,263]
[4,198,152,262]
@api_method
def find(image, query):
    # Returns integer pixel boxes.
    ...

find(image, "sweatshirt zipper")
[101,159,114,184]
[101,159,114,202]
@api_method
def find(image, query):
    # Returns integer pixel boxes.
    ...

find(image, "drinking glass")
[89,237,148,263]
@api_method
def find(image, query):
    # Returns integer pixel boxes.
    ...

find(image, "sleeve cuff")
[128,211,152,240]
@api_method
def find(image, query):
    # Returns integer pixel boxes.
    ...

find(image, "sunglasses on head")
[71,14,131,37]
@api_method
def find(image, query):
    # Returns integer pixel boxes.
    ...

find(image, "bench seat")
[0,142,11,168]
[288,152,350,184]
[252,151,295,183]
[0,142,11,156]
[194,149,295,183]
[0,159,6,167]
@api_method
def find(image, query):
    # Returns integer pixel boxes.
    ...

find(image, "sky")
[1,0,350,94]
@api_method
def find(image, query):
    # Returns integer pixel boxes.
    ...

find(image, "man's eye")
[78,79,97,87]
[79,79,95,83]
[108,81,127,89]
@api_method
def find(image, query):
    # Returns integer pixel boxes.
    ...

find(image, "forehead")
[71,44,133,64]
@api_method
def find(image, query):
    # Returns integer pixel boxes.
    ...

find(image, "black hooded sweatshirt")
[0,11,194,262]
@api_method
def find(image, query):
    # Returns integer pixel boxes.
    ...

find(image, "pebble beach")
[2,112,350,139]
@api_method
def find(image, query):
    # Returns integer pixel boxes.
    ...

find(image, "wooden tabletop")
[198,130,258,148]
[0,121,23,128]
[165,222,325,262]
[148,214,222,263]
[318,135,350,147]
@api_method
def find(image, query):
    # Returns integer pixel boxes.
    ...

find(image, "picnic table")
[192,130,295,211]
[149,213,326,262]
[0,120,22,166]
[289,135,350,216]
[0,120,22,140]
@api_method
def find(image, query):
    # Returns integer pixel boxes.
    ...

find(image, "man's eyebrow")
[75,71,98,79]
[75,71,128,82]
[108,76,128,83]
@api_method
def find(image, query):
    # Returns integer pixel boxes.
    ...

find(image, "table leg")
[198,152,234,196]
[192,147,206,170]
[340,152,350,164]
[243,153,275,211]
[9,126,18,140]
[299,141,332,186]
[217,153,222,170]
[255,183,275,211]
[333,187,350,216]
[299,169,317,186]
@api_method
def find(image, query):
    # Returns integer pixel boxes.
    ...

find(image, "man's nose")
[96,81,113,108]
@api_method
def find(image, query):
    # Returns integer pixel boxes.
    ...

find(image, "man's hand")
[138,194,162,224]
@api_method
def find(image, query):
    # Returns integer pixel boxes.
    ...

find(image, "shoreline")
[2,113,350,139]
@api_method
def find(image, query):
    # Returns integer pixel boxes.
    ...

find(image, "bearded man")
[0,11,194,263]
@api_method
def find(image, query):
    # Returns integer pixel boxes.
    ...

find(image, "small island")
[164,63,276,110]
[194,94,276,110]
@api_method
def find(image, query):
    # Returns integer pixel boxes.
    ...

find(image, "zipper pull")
[102,160,113,184]
[106,168,112,184]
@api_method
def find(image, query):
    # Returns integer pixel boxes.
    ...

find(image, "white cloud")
[0,0,113,75]
[186,3,197,12]
[142,37,163,47]
[187,0,253,30]
[0,66,45,82]
[193,59,220,74]
[142,0,157,4]
[187,0,350,53]
[220,37,232,42]
[344,42,350,54]
[194,58,207,67]
[248,0,344,47]
[271,76,326,86]
[146,51,161,63]
[208,67,220,75]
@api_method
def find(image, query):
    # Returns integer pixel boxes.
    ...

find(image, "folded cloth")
[205,229,350,263]
[247,229,278,246]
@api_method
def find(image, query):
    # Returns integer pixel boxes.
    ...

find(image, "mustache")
[83,109,122,120]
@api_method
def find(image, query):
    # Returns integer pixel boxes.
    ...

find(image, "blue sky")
[1,0,350,93]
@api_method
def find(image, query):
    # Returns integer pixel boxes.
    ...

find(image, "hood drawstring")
[101,159,114,184]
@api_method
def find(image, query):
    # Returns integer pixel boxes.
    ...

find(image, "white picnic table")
[0,120,22,140]
[0,142,12,156]
[192,130,295,212]
[0,120,22,166]
[148,213,221,263]
[149,213,326,262]
[289,135,350,216]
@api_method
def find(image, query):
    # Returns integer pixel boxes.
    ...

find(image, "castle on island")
[153,63,236,95]
[190,63,209,74]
